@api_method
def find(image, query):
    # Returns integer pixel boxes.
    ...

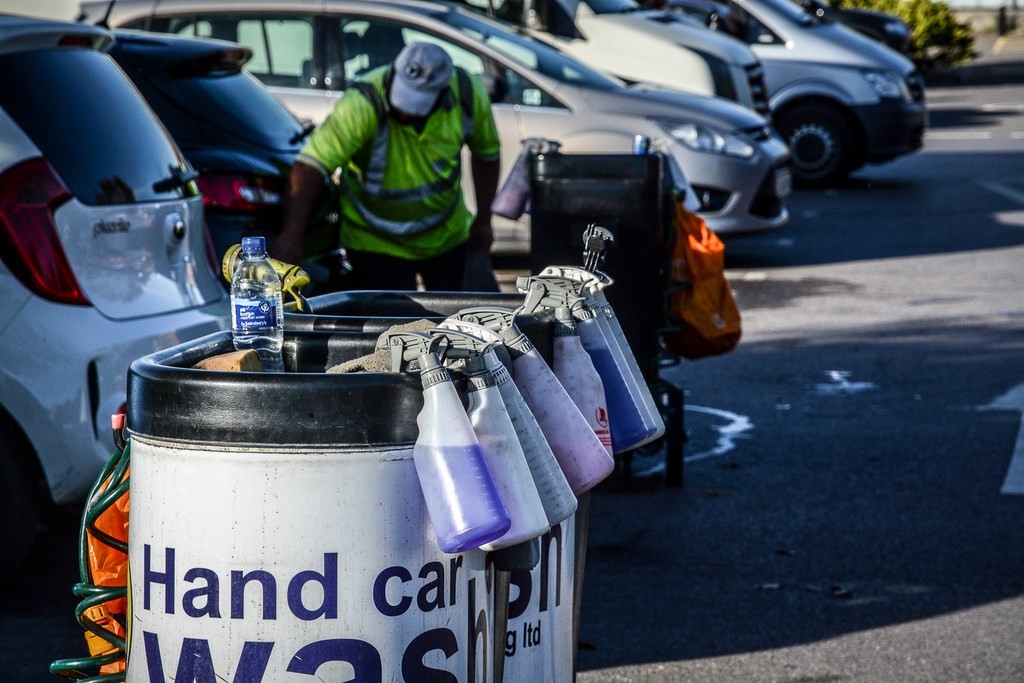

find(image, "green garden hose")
[50,416,130,682]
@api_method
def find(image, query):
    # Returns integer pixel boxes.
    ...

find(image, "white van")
[450,0,770,115]
[666,0,926,184]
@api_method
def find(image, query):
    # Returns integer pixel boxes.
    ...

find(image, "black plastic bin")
[528,152,687,486]
[528,152,667,381]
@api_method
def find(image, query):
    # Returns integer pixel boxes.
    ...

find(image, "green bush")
[833,0,976,68]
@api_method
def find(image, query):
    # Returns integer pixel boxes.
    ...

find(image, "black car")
[108,30,343,283]
[660,0,910,54]
[799,0,911,54]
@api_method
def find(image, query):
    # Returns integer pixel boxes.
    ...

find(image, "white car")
[80,0,791,252]
[445,0,771,116]
[0,14,228,575]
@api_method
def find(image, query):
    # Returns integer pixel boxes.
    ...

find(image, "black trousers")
[340,242,467,291]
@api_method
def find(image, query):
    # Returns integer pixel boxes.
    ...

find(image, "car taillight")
[0,157,88,306]
[57,34,98,47]
[197,174,283,211]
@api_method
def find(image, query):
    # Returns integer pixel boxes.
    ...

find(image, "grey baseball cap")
[388,42,453,117]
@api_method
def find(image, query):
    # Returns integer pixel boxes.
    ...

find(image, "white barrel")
[501,517,576,683]
[124,331,498,682]
[126,441,494,682]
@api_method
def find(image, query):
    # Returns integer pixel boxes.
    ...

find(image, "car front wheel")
[776,103,859,186]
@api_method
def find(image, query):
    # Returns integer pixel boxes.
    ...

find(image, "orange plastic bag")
[661,202,741,359]
[85,467,129,674]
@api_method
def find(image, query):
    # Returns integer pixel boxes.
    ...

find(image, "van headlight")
[861,69,910,100]
[650,119,756,159]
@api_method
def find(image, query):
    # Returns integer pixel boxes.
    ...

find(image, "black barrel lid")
[127,330,428,448]
[287,290,553,363]
[294,290,528,317]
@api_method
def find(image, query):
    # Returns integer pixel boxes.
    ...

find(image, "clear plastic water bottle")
[230,236,284,372]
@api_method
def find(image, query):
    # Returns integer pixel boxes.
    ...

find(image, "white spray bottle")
[451,307,614,494]
[377,331,510,553]
[439,319,578,527]
[517,276,614,456]
[428,329,551,551]
[541,260,666,451]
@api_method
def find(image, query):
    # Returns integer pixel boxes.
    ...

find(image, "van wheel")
[776,104,857,186]
[0,435,42,580]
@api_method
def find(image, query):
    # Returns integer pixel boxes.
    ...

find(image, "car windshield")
[438,10,623,89]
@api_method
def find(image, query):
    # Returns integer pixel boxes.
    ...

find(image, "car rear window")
[142,68,304,151]
[0,48,193,206]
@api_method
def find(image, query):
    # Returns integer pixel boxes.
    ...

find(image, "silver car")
[0,14,227,576]
[665,0,926,185]
[80,0,791,251]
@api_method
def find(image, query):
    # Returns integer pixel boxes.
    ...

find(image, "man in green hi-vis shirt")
[274,41,501,291]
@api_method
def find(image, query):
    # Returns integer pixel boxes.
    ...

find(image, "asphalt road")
[575,68,1024,681]
[4,47,1024,683]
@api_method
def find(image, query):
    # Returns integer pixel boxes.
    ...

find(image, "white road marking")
[981,103,1024,112]
[630,405,753,478]
[978,180,1024,206]
[980,384,1024,495]
[993,210,1024,228]
[813,370,877,395]
[926,131,993,140]
[683,406,754,463]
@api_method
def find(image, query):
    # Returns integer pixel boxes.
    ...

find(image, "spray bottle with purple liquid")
[377,331,510,554]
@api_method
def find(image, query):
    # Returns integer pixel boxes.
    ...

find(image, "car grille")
[905,71,926,103]
[746,62,770,116]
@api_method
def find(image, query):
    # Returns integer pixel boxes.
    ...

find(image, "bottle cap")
[241,236,266,254]
[417,351,451,390]
[464,354,497,391]
[553,320,576,337]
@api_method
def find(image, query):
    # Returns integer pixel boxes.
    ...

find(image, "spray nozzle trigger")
[582,224,614,273]
[377,331,449,373]
[438,318,504,344]
[451,306,517,332]
[516,275,591,324]
[426,328,495,355]
[538,265,613,292]
[439,319,515,370]
[426,327,507,378]
[451,307,534,358]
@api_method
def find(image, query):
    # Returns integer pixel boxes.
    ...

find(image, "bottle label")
[233,298,277,330]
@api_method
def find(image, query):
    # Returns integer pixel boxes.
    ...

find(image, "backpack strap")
[352,80,387,126]
[455,67,474,142]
